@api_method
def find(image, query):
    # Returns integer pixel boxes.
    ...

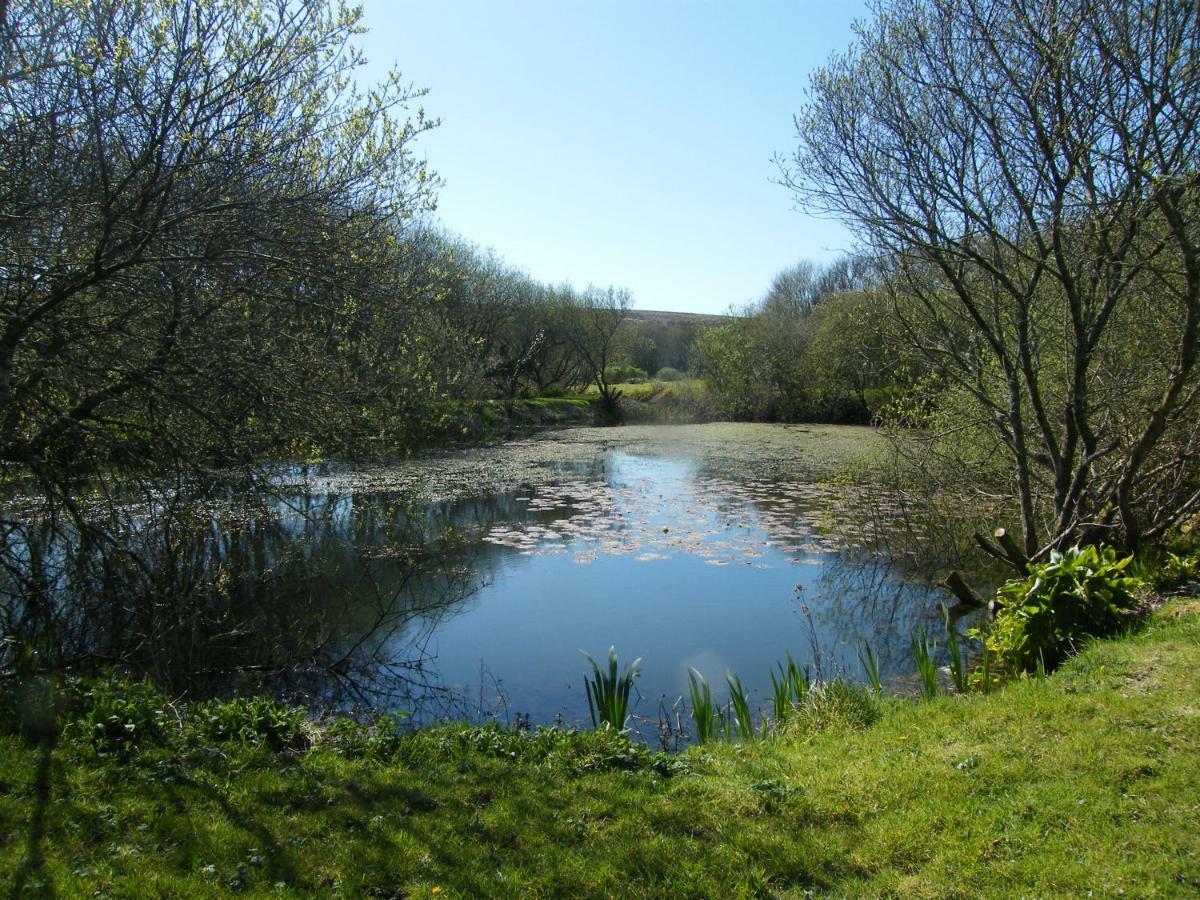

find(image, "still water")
[4,423,975,737]
[294,424,969,733]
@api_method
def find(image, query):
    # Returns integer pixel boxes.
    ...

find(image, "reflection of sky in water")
[395,449,970,733]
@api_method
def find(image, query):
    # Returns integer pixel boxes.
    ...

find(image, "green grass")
[3,601,1199,896]
[581,379,706,401]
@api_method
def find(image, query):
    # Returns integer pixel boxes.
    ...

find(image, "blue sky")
[356,2,869,314]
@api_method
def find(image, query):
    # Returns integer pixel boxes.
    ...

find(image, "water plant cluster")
[581,543,1198,744]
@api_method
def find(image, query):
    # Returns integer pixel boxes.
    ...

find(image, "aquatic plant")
[912,631,938,700]
[941,605,967,693]
[857,639,882,694]
[687,667,718,744]
[726,671,756,741]
[582,646,641,731]
[771,653,810,722]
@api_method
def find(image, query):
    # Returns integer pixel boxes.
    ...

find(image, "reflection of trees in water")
[1,447,992,720]
[801,554,988,682]
[0,479,477,712]
[0,467,604,719]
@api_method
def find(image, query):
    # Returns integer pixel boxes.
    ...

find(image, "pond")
[3,423,980,739]
[280,423,973,734]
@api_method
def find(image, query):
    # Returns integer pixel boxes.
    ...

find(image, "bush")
[604,365,647,384]
[1153,549,1200,591]
[320,712,411,760]
[655,367,685,382]
[978,544,1144,673]
[69,677,172,754]
[193,696,309,752]
[539,384,567,398]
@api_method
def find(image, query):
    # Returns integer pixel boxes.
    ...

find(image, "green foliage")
[688,667,718,744]
[1151,549,1200,591]
[783,679,880,734]
[3,606,1198,896]
[912,632,939,700]
[581,647,641,731]
[319,713,411,761]
[69,677,171,754]
[857,639,882,693]
[193,697,309,753]
[942,605,968,693]
[725,671,757,741]
[654,366,685,382]
[604,364,647,384]
[770,653,810,723]
[979,545,1145,674]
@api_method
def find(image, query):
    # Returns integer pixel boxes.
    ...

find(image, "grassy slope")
[3,603,1198,898]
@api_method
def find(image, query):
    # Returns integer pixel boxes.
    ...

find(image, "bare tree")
[783,0,1200,555]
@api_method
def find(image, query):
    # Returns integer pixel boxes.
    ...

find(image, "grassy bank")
[581,379,712,423]
[2,601,1198,897]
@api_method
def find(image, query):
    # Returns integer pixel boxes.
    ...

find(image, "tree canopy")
[783,0,1200,553]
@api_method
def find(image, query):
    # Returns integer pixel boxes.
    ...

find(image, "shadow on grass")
[8,737,54,900]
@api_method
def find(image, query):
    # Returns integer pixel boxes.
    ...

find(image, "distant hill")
[627,309,733,326]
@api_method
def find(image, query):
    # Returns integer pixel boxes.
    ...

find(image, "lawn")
[2,601,1198,897]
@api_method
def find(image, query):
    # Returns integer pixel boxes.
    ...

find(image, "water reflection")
[2,426,977,735]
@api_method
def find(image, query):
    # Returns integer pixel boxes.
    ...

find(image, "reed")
[726,671,756,741]
[857,639,882,693]
[687,666,718,744]
[941,605,967,693]
[770,652,809,722]
[581,646,641,730]
[912,631,939,700]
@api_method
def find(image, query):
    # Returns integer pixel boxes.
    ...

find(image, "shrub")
[320,712,410,760]
[978,544,1144,674]
[655,366,685,382]
[604,364,647,384]
[1154,549,1200,591]
[69,677,172,754]
[193,696,309,752]
[786,679,879,733]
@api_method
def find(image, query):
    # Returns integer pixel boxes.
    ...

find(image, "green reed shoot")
[687,667,718,744]
[582,646,640,730]
[941,604,967,693]
[857,639,882,693]
[726,671,756,741]
[912,631,938,700]
[770,652,809,722]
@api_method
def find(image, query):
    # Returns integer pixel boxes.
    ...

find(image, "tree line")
[0,0,698,503]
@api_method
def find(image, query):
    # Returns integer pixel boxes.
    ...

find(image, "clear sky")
[355,1,870,315]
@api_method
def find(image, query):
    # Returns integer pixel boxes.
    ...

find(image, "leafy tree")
[0,0,438,490]
[557,285,632,414]
[783,0,1200,554]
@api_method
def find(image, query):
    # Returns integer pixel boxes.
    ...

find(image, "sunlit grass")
[3,605,1197,896]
